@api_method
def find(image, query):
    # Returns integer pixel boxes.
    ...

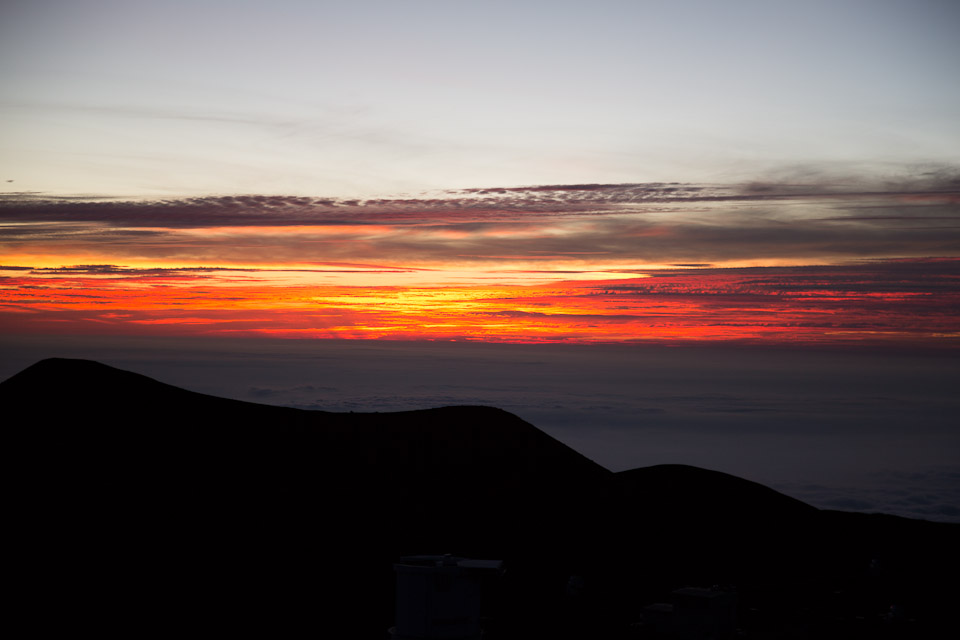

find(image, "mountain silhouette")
[5,358,956,638]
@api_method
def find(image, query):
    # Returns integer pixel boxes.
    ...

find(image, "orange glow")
[3,187,958,346]
[3,261,958,346]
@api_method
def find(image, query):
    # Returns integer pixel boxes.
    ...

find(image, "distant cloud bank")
[1,173,958,346]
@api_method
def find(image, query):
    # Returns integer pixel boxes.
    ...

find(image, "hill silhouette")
[5,358,956,638]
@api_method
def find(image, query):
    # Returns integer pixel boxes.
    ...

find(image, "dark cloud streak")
[3,170,958,229]
[3,172,958,284]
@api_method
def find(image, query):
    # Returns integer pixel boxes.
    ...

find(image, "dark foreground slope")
[4,359,957,638]
[6,359,608,636]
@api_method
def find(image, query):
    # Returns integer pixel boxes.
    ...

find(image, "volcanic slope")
[4,358,956,639]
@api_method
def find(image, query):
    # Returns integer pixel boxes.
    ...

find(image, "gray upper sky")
[2,0,958,197]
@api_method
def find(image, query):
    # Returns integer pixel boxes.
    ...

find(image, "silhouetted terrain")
[5,358,957,638]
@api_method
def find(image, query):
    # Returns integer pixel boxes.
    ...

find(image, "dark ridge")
[613,463,817,517]
[3,356,291,412]
[4,357,606,485]
[5,358,957,639]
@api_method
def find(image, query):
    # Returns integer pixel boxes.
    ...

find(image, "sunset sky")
[2,1,959,521]
[2,0,959,346]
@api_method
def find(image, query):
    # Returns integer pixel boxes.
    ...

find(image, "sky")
[1,2,958,519]
[2,0,959,197]
[1,0,958,346]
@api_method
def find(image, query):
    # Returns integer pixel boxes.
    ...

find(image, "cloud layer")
[3,176,957,269]
[2,176,958,345]
[2,336,956,522]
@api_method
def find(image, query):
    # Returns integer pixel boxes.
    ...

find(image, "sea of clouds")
[3,335,957,522]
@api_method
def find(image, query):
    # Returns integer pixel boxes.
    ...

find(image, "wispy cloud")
[2,173,957,268]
